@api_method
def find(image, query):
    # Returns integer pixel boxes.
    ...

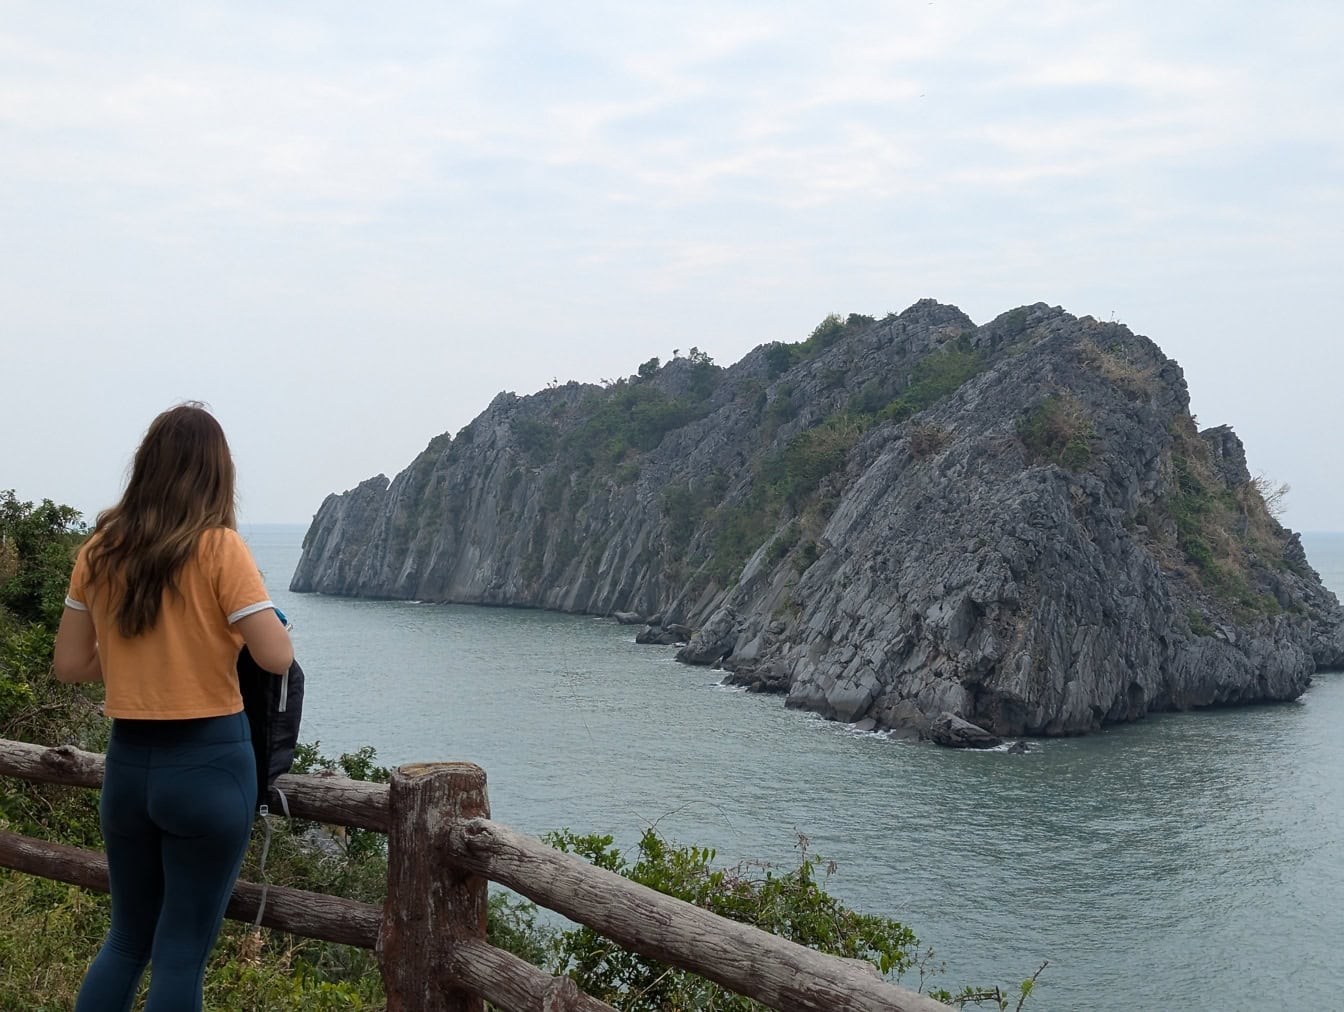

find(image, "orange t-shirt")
[65,527,275,719]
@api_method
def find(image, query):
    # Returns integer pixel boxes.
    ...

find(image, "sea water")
[246,526,1344,1011]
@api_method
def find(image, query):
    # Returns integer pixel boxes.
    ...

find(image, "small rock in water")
[927,712,1003,749]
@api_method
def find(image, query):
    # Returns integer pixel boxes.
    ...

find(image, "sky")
[2,1,1341,531]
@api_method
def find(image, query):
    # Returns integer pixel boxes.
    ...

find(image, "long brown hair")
[85,403,238,637]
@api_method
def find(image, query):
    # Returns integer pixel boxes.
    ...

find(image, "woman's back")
[67,527,273,720]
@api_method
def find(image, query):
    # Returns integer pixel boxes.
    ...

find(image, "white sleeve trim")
[227,600,275,625]
[64,596,88,612]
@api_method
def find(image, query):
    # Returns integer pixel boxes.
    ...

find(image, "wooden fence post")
[379,762,490,1012]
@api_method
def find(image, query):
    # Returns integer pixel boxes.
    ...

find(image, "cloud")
[1,0,1341,526]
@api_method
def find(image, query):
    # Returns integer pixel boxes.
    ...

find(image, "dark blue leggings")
[75,711,256,1012]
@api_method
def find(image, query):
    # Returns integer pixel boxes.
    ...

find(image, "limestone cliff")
[292,301,1344,738]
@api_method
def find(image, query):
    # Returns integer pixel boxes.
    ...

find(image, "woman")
[53,403,293,1012]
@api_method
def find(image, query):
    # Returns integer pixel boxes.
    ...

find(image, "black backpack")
[237,645,305,817]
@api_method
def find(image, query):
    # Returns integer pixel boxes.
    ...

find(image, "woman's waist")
[109,709,250,746]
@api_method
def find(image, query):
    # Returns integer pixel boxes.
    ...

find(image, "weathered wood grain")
[445,938,617,1012]
[379,762,490,1012]
[0,738,390,831]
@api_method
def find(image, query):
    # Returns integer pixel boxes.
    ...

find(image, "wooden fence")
[0,738,951,1012]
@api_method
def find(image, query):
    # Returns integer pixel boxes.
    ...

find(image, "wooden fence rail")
[0,738,951,1012]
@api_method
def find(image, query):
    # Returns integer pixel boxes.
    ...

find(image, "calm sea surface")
[245,526,1344,1011]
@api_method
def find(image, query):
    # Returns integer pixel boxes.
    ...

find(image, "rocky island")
[292,301,1344,745]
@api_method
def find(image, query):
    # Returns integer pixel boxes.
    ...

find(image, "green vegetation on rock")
[1140,420,1289,618]
[690,336,991,586]
[874,338,985,424]
[1017,394,1094,470]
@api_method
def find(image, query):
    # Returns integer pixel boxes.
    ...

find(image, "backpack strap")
[274,784,292,818]
[253,810,275,931]
[251,788,291,931]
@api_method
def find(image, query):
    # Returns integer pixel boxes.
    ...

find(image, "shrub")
[763,343,796,379]
[804,313,846,353]
[1187,610,1214,636]
[794,538,821,572]
[661,472,729,554]
[565,386,707,468]
[762,389,798,434]
[685,349,721,400]
[1018,394,1094,470]
[909,423,951,458]
[542,829,920,1010]
[0,491,85,630]
[1247,474,1290,519]
[876,342,986,424]
[511,418,558,464]
[765,522,801,564]
[1143,419,1297,619]
[761,414,865,509]
[528,829,1037,1010]
[848,379,887,415]
[709,498,777,584]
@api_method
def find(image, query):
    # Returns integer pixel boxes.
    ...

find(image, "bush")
[511,418,558,464]
[1017,394,1094,470]
[0,490,85,630]
[909,423,951,458]
[764,343,796,378]
[803,313,846,354]
[763,314,848,379]
[662,472,729,554]
[542,829,920,1010]
[709,498,778,583]
[1132,419,1296,620]
[565,386,707,467]
[685,348,721,399]
[794,538,821,573]
[848,378,888,415]
[761,414,866,510]
[762,388,798,434]
[877,341,986,424]
[1187,609,1214,637]
[520,829,1037,1010]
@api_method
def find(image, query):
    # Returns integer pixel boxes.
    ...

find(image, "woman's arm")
[53,607,103,683]
[235,608,294,674]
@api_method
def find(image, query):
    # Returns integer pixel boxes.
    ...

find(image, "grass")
[1077,338,1157,399]
[1141,416,1291,618]
[0,868,386,1011]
